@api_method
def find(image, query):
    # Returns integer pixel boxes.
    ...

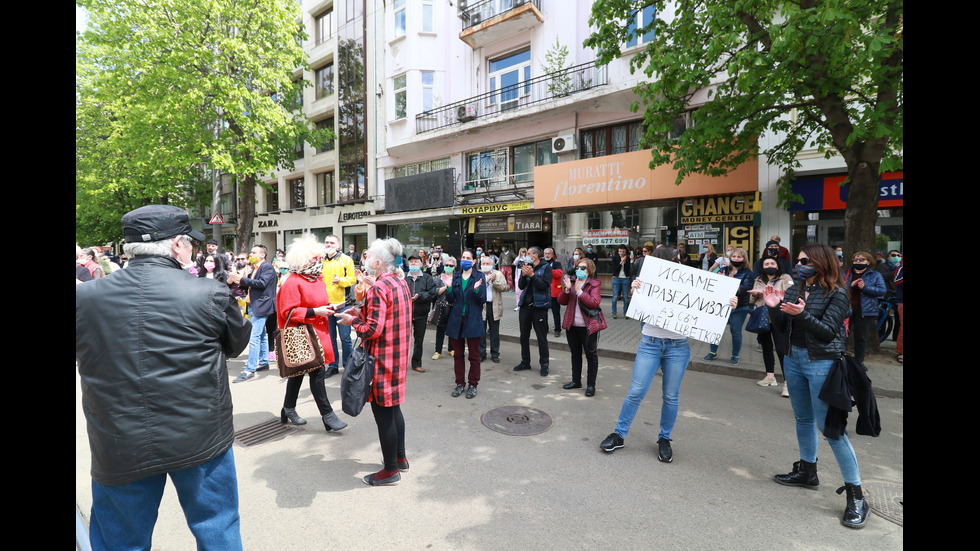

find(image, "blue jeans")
[784,346,861,485]
[611,277,630,314]
[327,314,353,369]
[614,336,691,441]
[245,314,269,373]
[89,447,242,551]
[709,305,749,358]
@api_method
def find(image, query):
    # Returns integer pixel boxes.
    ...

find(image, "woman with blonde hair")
[703,247,754,365]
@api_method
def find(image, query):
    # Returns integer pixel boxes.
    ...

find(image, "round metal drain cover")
[481,406,553,436]
[863,478,903,526]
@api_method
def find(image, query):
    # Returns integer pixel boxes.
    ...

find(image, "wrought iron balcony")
[415,60,607,134]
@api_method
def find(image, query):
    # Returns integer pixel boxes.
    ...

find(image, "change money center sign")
[626,257,740,345]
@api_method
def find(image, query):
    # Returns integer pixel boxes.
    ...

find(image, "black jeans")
[411,315,428,367]
[370,401,406,472]
[519,306,550,368]
[565,326,599,386]
[850,308,875,363]
[283,366,333,414]
[480,302,500,359]
[550,296,561,331]
[756,331,785,375]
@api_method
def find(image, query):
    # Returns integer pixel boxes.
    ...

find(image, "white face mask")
[481,264,492,272]
[572,254,580,261]
[325,246,337,257]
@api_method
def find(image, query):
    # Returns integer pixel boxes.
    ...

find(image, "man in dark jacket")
[515,246,553,376]
[229,243,278,382]
[76,205,251,550]
[406,254,446,372]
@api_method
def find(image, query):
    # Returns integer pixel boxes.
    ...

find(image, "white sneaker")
[757,375,778,387]
[781,383,790,397]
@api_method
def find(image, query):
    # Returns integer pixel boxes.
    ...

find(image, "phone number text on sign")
[626,257,740,345]
[582,236,628,245]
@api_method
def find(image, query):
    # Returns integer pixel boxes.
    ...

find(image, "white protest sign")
[625,256,740,345]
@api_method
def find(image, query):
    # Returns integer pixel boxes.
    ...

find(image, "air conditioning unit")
[552,135,577,154]
[457,105,477,122]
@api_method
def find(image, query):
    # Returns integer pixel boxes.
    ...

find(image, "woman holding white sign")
[763,243,869,529]
[599,247,690,463]
[703,247,755,365]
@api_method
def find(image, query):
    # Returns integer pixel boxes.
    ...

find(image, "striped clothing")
[352,272,412,407]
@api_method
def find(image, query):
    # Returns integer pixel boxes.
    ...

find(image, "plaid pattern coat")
[352,271,412,407]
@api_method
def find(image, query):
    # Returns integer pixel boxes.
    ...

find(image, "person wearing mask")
[445,250,487,398]
[610,245,633,319]
[229,244,277,382]
[431,255,456,360]
[763,243,870,529]
[78,247,105,279]
[499,244,517,290]
[196,238,230,275]
[542,248,563,337]
[405,254,446,373]
[711,244,734,273]
[515,247,553,376]
[599,247,694,462]
[479,255,509,364]
[320,235,357,378]
[558,257,606,397]
[844,251,887,364]
[698,244,718,271]
[675,242,694,267]
[749,257,795,394]
[276,234,348,432]
[513,247,529,311]
[754,240,793,277]
[335,238,412,486]
[891,252,902,363]
[703,247,755,365]
[584,245,599,263]
[195,253,230,285]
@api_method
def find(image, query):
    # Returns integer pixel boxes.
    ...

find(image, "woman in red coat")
[337,237,412,486]
[277,234,348,432]
[558,257,607,397]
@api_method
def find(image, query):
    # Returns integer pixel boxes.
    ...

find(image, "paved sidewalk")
[495,293,903,399]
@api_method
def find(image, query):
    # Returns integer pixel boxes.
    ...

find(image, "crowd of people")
[78,208,901,547]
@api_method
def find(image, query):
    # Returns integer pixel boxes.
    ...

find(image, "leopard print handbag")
[276,308,327,378]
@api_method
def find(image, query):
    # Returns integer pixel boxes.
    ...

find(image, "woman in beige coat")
[479,254,510,363]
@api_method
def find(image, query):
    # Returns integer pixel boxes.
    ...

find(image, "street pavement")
[75,292,903,550]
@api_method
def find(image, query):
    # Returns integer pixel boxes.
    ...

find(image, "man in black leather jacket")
[76,205,251,550]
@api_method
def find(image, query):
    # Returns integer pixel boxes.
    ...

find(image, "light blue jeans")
[327,314,353,369]
[611,277,631,314]
[245,314,269,373]
[614,336,691,441]
[89,447,242,551]
[784,345,861,485]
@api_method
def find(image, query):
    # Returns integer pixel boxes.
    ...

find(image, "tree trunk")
[842,160,881,354]
[236,174,256,254]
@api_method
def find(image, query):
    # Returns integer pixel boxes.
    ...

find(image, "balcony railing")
[459,0,542,31]
[461,170,535,195]
[415,60,607,134]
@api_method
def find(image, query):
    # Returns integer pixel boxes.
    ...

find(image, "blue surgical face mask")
[460,259,473,271]
[409,265,421,275]
[796,264,816,279]
[575,269,588,280]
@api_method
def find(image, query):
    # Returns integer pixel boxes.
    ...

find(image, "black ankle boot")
[837,484,870,529]
[281,407,307,425]
[774,459,819,490]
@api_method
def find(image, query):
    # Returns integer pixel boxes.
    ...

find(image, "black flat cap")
[122,205,207,243]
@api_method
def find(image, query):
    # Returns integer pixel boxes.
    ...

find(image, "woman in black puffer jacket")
[763,243,869,530]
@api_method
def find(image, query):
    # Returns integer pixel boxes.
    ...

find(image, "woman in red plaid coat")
[337,237,412,486]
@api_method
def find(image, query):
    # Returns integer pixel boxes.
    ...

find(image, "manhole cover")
[864,478,903,526]
[481,406,553,436]
[234,418,299,447]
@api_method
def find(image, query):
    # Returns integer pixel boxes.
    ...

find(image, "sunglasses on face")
[796,258,810,265]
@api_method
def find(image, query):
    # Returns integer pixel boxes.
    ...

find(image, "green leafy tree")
[76,0,331,248]
[585,0,903,262]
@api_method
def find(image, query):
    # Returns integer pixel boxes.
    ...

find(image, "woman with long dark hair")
[763,243,869,529]
[749,256,794,394]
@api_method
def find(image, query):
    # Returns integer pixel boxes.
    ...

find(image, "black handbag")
[341,338,376,417]
[745,304,771,334]
[428,299,450,326]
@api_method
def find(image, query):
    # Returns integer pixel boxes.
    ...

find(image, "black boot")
[281,407,307,425]
[837,484,870,529]
[774,459,819,490]
[322,411,348,432]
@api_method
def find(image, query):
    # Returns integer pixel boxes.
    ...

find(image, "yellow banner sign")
[460,202,532,215]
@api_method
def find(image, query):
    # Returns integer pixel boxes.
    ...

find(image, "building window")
[422,0,434,32]
[511,139,556,182]
[587,211,602,230]
[627,5,656,48]
[294,137,305,160]
[489,48,531,110]
[394,74,407,119]
[316,171,334,205]
[670,111,694,141]
[421,71,434,112]
[580,121,645,159]
[315,117,335,154]
[266,182,279,212]
[289,177,305,209]
[387,157,452,180]
[315,63,334,100]
[315,8,333,45]
[466,148,508,190]
[394,0,406,38]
